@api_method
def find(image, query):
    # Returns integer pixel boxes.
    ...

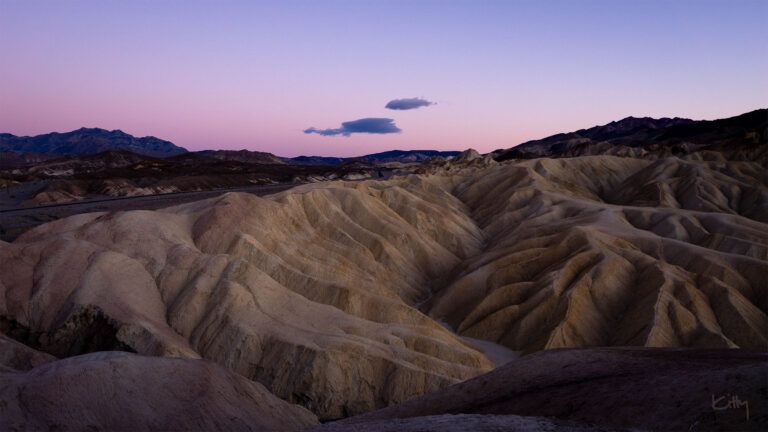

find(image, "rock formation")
[0,177,496,419]
[0,152,765,423]
[427,156,768,352]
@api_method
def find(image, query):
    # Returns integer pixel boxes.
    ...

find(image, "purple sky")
[1,0,766,157]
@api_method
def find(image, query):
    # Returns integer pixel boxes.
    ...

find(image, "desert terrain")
[0,110,766,431]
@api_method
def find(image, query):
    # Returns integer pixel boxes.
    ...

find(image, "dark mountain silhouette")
[286,155,346,165]
[0,128,187,158]
[286,150,461,165]
[494,108,767,160]
[358,150,461,163]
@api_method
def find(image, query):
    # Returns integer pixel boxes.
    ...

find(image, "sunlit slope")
[0,178,492,420]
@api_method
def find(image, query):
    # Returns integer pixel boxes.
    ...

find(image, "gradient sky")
[1,0,766,157]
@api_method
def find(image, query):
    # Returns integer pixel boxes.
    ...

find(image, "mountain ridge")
[0,128,462,166]
[0,127,188,158]
[494,108,767,160]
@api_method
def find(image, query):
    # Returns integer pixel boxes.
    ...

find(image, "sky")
[0,0,766,157]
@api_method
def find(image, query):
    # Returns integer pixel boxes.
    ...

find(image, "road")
[0,183,299,242]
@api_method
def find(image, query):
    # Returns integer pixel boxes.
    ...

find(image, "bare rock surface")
[324,348,768,432]
[0,154,766,421]
[427,156,768,352]
[0,177,495,420]
[0,351,318,431]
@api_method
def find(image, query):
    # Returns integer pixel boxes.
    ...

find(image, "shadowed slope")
[0,351,318,431]
[318,348,767,432]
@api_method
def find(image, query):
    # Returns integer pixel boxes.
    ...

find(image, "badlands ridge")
[1,152,767,429]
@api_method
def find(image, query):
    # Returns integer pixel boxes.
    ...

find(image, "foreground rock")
[0,351,317,431]
[320,348,768,432]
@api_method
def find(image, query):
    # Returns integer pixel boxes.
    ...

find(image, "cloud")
[304,118,402,137]
[385,97,435,110]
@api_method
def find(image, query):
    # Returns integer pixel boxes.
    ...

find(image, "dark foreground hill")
[318,348,767,432]
[0,337,318,431]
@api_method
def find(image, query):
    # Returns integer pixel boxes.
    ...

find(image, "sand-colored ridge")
[0,178,495,420]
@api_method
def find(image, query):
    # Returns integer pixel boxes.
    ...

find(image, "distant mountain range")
[493,108,767,160]
[0,128,187,158]
[2,109,764,166]
[0,127,462,167]
[287,150,461,165]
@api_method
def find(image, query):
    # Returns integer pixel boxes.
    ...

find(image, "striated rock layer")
[1,154,766,420]
[427,156,767,352]
[0,177,495,420]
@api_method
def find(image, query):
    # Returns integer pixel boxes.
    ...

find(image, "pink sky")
[1,1,766,157]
